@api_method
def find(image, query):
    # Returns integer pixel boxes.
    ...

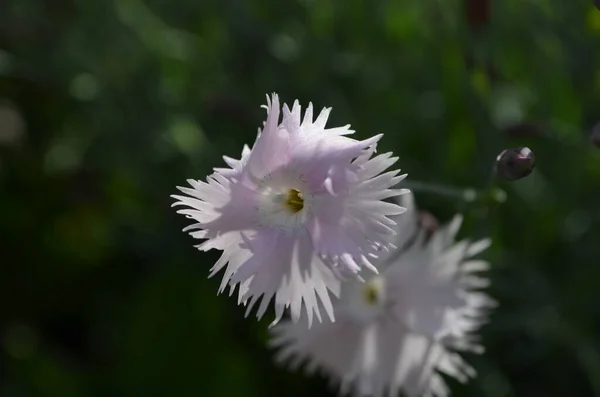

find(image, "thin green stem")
[403,180,507,205]
[403,180,478,202]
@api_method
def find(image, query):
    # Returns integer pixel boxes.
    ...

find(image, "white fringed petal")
[270,193,495,395]
[172,93,407,326]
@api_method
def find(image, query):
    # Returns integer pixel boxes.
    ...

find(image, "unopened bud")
[465,0,491,33]
[495,147,535,181]
[590,123,600,148]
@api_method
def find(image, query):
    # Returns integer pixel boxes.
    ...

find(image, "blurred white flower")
[269,193,496,396]
[172,94,407,327]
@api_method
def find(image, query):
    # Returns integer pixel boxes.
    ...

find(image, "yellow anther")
[363,283,379,305]
[284,189,304,213]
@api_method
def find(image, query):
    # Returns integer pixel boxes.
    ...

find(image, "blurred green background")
[2,0,600,396]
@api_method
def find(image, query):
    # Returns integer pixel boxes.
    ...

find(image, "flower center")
[255,171,312,232]
[363,282,380,306]
[284,189,304,214]
[344,277,387,323]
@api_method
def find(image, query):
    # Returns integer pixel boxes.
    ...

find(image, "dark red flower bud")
[495,147,535,181]
[465,0,491,32]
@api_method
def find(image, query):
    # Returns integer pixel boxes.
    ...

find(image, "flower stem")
[403,180,506,204]
[403,181,478,202]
